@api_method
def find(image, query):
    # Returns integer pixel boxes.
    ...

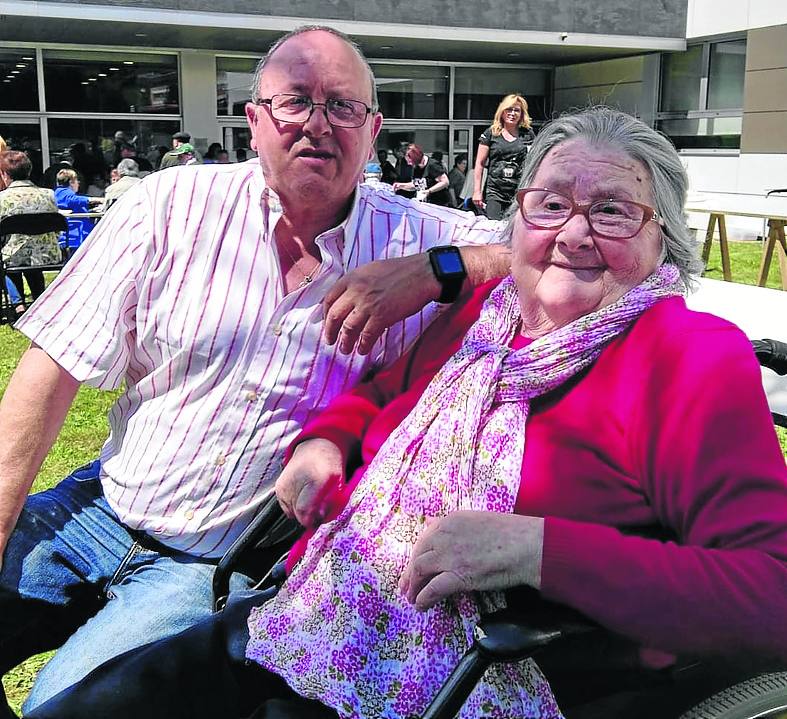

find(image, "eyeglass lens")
[519,189,649,238]
[271,94,367,127]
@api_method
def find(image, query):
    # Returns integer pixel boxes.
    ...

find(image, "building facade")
[5,0,786,217]
[0,0,686,183]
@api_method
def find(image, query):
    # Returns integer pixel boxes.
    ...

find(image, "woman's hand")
[274,438,344,528]
[399,511,544,611]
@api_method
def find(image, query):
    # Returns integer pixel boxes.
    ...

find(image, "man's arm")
[0,345,80,566]
[323,243,510,355]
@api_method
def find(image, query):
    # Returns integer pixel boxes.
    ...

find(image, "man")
[159,131,196,169]
[104,158,142,202]
[0,25,508,714]
[448,152,468,207]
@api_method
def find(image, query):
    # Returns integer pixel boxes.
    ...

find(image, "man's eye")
[331,99,354,111]
[282,96,310,108]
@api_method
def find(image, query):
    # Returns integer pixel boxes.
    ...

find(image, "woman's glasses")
[516,188,663,240]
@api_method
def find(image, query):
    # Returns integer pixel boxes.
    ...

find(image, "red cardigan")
[289,280,787,661]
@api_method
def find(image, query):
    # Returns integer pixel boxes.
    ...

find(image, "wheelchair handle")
[753,339,787,376]
[212,495,287,611]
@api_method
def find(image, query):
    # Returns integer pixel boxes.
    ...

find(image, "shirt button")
[184,509,195,520]
[272,324,282,336]
[245,390,258,402]
[215,453,226,466]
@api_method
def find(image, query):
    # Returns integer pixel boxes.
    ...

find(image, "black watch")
[427,245,467,304]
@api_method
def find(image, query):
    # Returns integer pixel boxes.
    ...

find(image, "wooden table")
[685,194,787,289]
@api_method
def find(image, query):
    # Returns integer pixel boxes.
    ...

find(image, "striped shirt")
[17,160,503,557]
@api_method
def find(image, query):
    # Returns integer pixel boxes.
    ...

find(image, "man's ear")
[370,112,383,148]
[245,103,258,151]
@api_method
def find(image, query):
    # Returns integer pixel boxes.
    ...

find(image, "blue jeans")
[3,278,21,306]
[0,460,252,714]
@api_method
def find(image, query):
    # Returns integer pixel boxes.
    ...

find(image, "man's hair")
[0,150,32,182]
[116,158,140,177]
[513,106,702,287]
[56,168,78,187]
[453,153,467,166]
[250,25,378,112]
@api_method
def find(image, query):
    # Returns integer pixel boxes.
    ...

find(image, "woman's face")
[405,151,416,166]
[69,177,79,192]
[511,138,664,333]
[503,105,522,123]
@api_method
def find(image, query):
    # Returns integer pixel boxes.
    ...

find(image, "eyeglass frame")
[252,93,374,129]
[515,187,664,240]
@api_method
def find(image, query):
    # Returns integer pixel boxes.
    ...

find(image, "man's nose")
[302,104,332,137]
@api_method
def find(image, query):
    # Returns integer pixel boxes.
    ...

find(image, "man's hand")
[323,254,441,355]
[399,511,544,611]
[472,191,486,211]
[274,438,345,528]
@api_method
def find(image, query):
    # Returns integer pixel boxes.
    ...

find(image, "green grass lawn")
[0,242,785,713]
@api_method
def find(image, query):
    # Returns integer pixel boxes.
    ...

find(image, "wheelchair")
[213,339,787,719]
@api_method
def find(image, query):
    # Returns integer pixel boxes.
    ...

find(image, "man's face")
[245,30,383,208]
[172,139,181,149]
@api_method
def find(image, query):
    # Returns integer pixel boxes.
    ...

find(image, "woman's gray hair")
[116,158,139,178]
[511,106,702,287]
[250,25,379,112]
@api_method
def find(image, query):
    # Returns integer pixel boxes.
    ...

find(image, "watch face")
[436,248,464,274]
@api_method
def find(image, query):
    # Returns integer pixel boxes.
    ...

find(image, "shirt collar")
[256,161,361,259]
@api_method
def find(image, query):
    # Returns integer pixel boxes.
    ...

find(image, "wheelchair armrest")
[753,339,787,376]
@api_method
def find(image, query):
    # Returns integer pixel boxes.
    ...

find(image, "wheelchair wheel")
[679,672,787,719]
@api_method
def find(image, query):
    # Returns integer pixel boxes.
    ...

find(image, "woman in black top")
[473,94,535,219]
[393,144,451,206]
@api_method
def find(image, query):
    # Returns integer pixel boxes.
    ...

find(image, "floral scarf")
[247,265,685,719]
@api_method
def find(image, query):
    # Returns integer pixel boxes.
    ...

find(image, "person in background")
[431,149,446,171]
[473,93,535,219]
[448,152,467,207]
[203,142,223,164]
[159,131,194,169]
[0,151,61,309]
[235,147,248,162]
[393,143,451,206]
[3,276,25,319]
[377,149,397,184]
[168,143,200,166]
[104,159,141,202]
[54,168,102,241]
[216,149,230,164]
[118,143,152,173]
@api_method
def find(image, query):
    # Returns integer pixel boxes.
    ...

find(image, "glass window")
[656,117,741,151]
[217,57,259,116]
[708,40,746,110]
[222,126,257,162]
[454,67,549,123]
[0,121,43,183]
[46,118,181,185]
[43,50,179,114]
[370,64,448,119]
[660,45,703,113]
[0,50,38,111]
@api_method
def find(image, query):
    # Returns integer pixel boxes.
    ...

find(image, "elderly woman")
[26,107,787,719]
[0,151,61,307]
[103,158,141,202]
[53,168,102,242]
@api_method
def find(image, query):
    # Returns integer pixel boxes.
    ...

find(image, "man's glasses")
[254,94,372,129]
[516,188,663,240]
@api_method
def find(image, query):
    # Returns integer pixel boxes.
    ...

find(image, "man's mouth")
[297,148,334,160]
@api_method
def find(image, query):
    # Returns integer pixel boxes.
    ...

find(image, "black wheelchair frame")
[212,338,787,719]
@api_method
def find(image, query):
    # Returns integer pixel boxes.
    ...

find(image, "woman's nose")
[555,212,595,249]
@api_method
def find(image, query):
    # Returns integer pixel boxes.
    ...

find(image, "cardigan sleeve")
[540,320,787,660]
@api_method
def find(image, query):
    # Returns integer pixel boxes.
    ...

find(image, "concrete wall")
[180,51,220,151]
[687,0,787,38]
[39,0,688,36]
[741,24,787,155]
[552,54,659,123]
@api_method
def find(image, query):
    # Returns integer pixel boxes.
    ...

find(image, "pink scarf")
[247,265,685,718]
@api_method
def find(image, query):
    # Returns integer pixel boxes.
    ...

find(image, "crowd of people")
[0,22,784,719]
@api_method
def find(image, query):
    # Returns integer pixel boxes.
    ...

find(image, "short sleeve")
[15,181,156,389]
[478,128,493,147]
